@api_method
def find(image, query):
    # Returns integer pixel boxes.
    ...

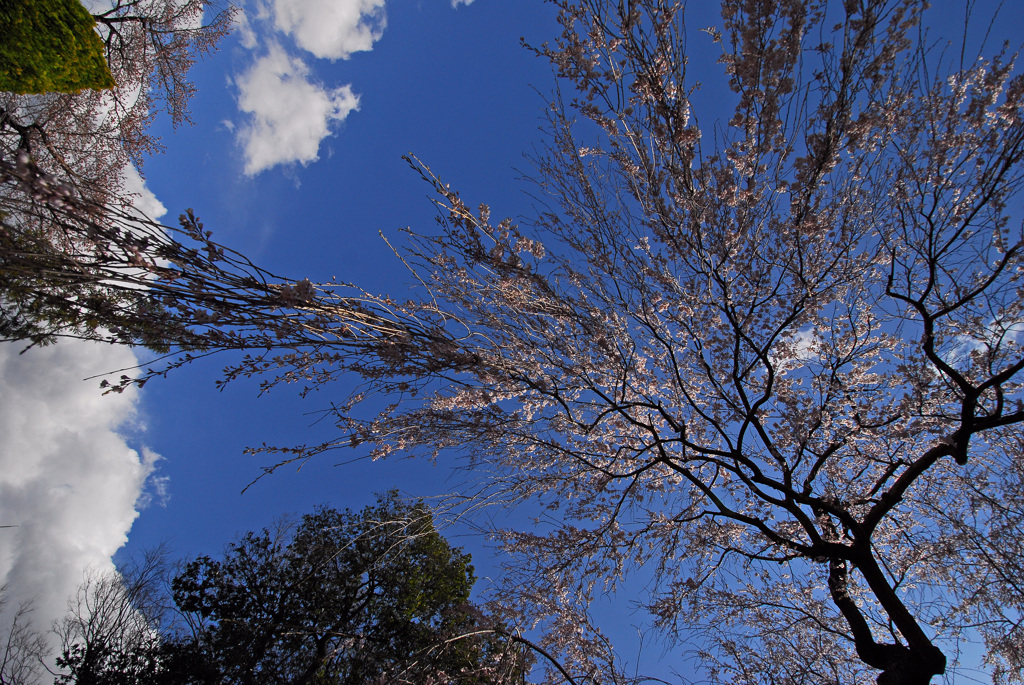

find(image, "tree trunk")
[867,640,948,685]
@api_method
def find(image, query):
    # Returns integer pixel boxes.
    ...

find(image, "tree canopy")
[54,495,526,685]
[0,0,116,94]
[54,552,168,685]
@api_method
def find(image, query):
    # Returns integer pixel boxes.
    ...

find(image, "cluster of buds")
[0,149,80,210]
[278,278,316,304]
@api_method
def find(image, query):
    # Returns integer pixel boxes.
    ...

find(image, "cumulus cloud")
[0,340,157,650]
[119,164,167,220]
[237,44,360,176]
[231,0,473,174]
[273,0,386,60]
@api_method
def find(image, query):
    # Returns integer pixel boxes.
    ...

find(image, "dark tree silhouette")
[55,495,526,685]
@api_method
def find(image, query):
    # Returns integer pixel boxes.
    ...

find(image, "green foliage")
[53,494,526,684]
[0,0,115,94]
[162,492,521,684]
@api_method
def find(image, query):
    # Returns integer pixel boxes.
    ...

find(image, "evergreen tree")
[0,0,115,94]
[55,494,526,684]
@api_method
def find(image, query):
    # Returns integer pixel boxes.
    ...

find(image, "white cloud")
[119,164,167,221]
[234,5,260,50]
[0,340,157,653]
[231,0,473,174]
[237,44,360,176]
[273,0,386,60]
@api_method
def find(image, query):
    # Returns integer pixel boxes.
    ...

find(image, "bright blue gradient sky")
[127,0,566,579]
[128,0,557,536]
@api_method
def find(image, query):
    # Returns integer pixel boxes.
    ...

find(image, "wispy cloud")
[237,43,360,176]
[0,341,159,643]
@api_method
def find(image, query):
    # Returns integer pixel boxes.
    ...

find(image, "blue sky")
[129,0,565,577]
[126,0,566,558]
[0,0,573,663]
[3,0,1023,680]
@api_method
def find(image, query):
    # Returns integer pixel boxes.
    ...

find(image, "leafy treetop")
[0,0,115,94]
[56,494,528,685]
